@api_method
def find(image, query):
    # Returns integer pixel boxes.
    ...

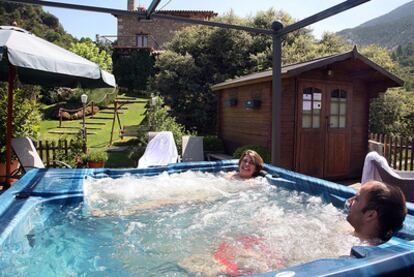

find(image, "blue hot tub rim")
[0,160,413,277]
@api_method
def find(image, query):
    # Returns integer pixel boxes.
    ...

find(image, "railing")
[369,133,414,171]
[33,139,82,168]
[58,102,95,127]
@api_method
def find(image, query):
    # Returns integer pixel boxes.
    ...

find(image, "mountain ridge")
[337,0,414,49]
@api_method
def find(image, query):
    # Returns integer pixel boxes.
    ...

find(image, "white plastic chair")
[137,131,179,168]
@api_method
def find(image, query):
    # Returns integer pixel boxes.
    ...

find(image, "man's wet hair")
[362,181,407,241]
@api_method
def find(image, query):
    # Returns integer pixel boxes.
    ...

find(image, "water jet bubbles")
[79,171,362,275]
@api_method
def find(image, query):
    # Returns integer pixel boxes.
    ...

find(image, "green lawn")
[39,98,148,168]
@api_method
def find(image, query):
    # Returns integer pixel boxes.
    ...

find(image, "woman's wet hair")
[238,150,264,177]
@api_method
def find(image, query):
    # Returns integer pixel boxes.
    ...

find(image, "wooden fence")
[33,139,84,168]
[369,133,414,171]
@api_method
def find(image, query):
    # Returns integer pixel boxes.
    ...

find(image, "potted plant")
[0,149,20,184]
[85,150,108,168]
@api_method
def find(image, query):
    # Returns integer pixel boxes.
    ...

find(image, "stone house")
[115,0,217,51]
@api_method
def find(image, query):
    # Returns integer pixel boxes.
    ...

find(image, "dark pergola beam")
[278,0,371,36]
[147,0,161,18]
[2,0,147,17]
[1,0,272,35]
[151,13,273,35]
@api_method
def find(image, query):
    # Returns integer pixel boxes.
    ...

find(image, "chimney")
[127,0,135,11]
[137,4,145,12]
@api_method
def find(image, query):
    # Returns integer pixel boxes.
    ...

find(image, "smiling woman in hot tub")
[85,150,265,216]
[229,150,265,180]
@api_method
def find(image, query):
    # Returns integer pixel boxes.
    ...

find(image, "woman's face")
[239,154,257,179]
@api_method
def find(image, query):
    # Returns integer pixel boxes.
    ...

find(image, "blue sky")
[43,0,413,39]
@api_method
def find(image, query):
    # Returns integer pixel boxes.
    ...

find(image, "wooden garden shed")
[212,47,403,180]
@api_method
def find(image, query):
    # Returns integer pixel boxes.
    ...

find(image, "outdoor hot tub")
[0,160,414,276]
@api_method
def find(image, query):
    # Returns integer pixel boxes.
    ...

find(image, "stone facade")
[116,0,216,50]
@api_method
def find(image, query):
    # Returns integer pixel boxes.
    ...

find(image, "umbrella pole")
[6,62,16,186]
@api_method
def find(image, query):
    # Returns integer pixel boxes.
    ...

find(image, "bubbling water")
[82,171,361,275]
[0,171,361,276]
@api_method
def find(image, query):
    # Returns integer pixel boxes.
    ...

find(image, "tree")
[69,38,112,72]
[360,44,398,73]
[392,43,414,90]
[369,88,414,136]
[153,9,354,133]
[0,2,76,48]
[154,51,206,131]
[112,49,156,95]
[152,9,406,135]
[0,84,42,161]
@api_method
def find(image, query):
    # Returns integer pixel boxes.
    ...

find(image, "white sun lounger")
[12,137,71,172]
[137,131,179,168]
[361,151,414,202]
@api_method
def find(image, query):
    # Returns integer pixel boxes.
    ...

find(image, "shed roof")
[212,47,403,91]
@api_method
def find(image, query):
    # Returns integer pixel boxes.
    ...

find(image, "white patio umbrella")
[0,26,116,186]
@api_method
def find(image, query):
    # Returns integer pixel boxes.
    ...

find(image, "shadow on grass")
[106,151,136,168]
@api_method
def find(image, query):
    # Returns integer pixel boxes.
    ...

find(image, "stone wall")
[119,0,216,50]
[117,16,193,49]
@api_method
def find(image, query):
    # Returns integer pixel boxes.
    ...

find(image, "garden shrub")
[232,145,271,163]
[0,84,41,162]
[203,136,225,152]
[54,132,85,167]
[142,97,195,154]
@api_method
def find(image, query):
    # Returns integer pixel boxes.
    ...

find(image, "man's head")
[347,181,407,241]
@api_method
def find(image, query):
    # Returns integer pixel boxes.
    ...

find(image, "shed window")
[302,87,322,128]
[136,34,148,48]
[329,89,347,128]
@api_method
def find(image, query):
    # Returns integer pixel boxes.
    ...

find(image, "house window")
[136,34,148,48]
[329,89,347,128]
[302,87,322,128]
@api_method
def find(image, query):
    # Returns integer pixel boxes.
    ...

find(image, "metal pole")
[82,102,87,153]
[146,0,161,18]
[278,0,371,36]
[271,22,283,166]
[5,62,16,186]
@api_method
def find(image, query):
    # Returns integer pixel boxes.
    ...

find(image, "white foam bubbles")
[83,171,361,275]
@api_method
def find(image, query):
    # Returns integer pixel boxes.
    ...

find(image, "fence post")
[45,141,50,167]
[383,134,389,161]
[390,136,395,168]
[51,141,56,168]
[39,140,43,162]
[64,140,68,157]
[91,101,94,119]
[410,137,414,171]
[403,136,408,171]
[398,136,403,170]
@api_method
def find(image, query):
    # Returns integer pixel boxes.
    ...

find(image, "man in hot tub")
[346,180,407,244]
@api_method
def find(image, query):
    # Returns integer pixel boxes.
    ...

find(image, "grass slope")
[39,98,148,168]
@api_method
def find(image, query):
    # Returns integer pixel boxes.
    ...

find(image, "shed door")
[296,81,352,179]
